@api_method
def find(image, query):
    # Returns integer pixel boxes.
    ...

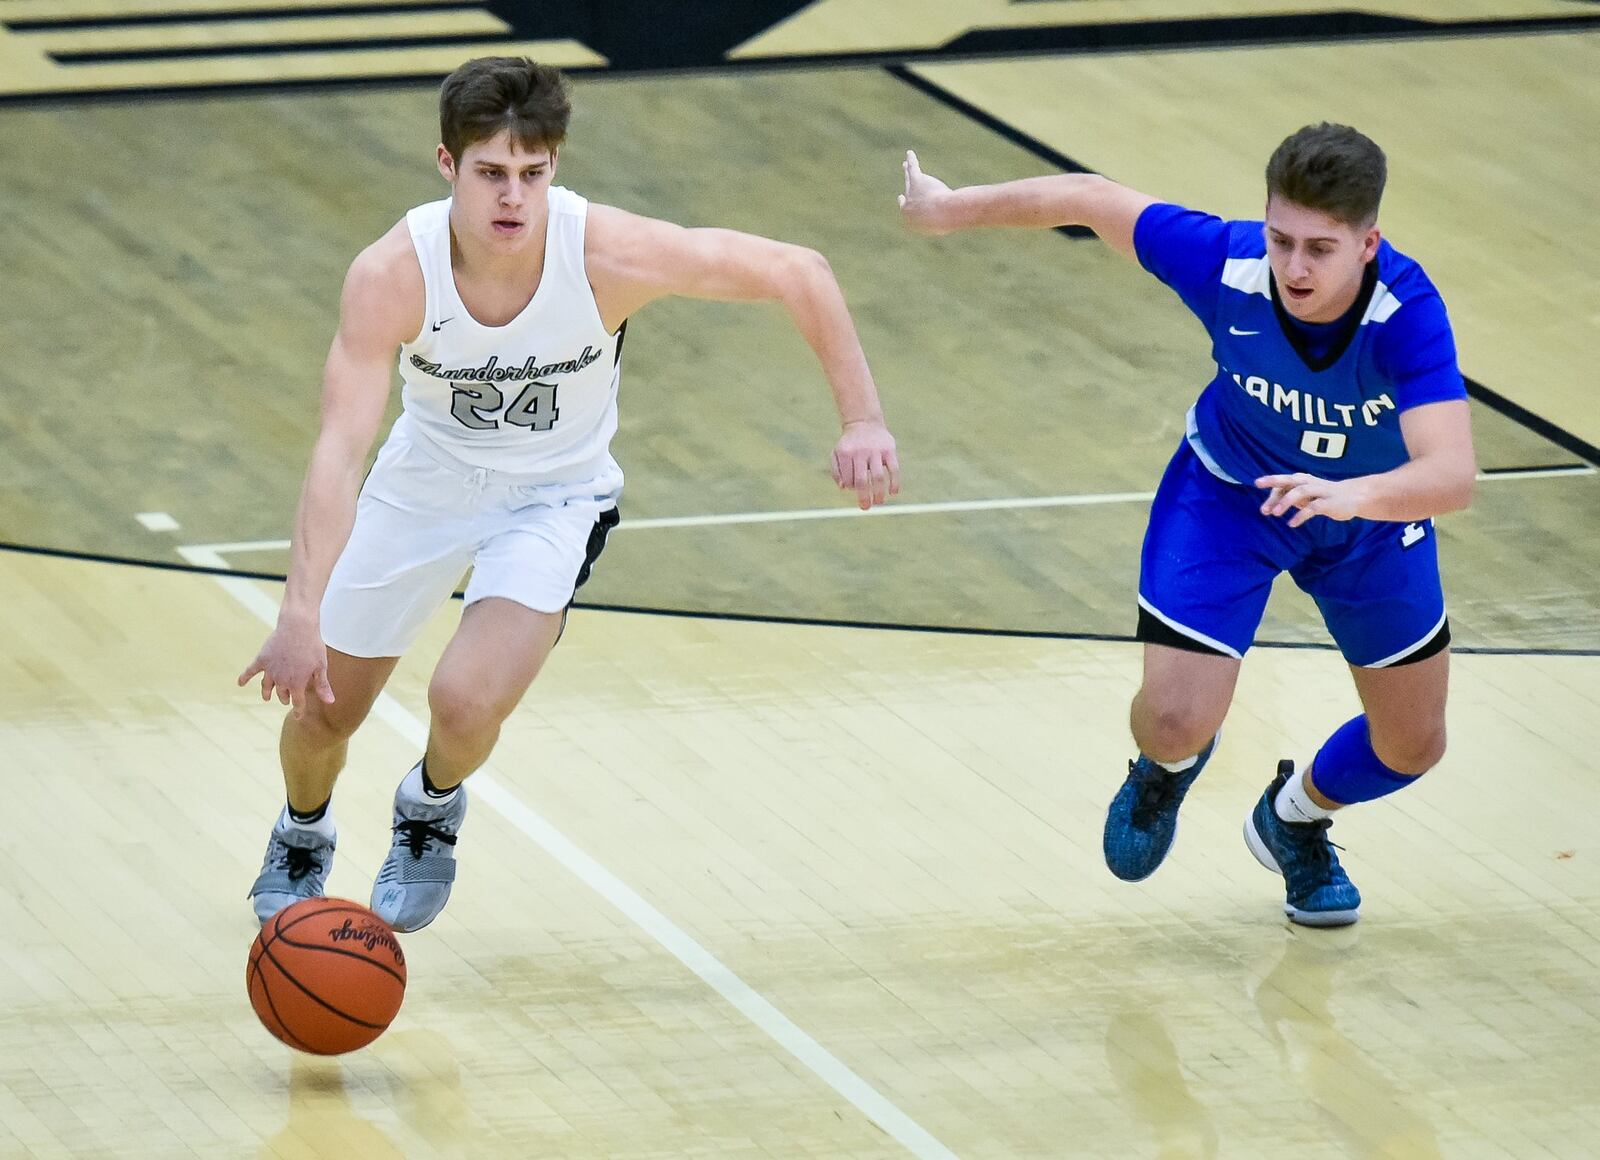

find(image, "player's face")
[1263,198,1380,324]
[437,131,557,251]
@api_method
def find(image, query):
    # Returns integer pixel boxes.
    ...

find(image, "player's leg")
[1107,643,1239,882]
[1130,643,1241,763]
[371,494,619,932]
[248,651,400,923]
[250,428,479,924]
[1245,519,1449,926]
[368,599,561,933]
[1105,443,1284,881]
[1345,647,1450,776]
[1287,649,1448,816]
[423,598,565,783]
[280,649,402,813]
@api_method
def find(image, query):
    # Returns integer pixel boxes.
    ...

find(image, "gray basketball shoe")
[248,814,336,925]
[371,772,468,933]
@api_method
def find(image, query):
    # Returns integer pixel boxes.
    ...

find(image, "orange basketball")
[247,898,407,1055]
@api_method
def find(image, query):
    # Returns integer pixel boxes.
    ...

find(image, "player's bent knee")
[1134,702,1223,760]
[427,680,512,742]
[1371,725,1446,777]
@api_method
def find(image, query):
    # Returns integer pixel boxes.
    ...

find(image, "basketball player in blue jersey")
[899,124,1475,926]
[237,57,900,932]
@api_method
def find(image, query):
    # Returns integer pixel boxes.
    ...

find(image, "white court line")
[624,488,1158,528]
[179,543,958,1160]
[135,511,181,532]
[176,487,1158,557]
[182,465,1596,561]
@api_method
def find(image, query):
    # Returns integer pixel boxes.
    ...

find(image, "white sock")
[278,805,336,841]
[1151,732,1218,773]
[399,760,458,804]
[1275,767,1336,824]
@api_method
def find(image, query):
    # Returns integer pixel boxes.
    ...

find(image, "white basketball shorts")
[320,422,623,658]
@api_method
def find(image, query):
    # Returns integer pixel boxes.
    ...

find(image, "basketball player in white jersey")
[238,57,900,932]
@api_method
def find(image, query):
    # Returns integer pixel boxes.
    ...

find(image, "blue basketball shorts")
[1137,441,1448,667]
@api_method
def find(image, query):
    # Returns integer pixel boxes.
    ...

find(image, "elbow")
[790,245,832,280]
[776,245,834,302]
[1072,173,1119,227]
[1455,450,1479,511]
[1081,173,1116,197]
[1441,463,1477,515]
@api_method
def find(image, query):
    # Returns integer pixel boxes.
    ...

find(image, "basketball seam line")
[274,902,408,982]
[257,938,393,1030]
[249,939,318,1053]
[271,930,407,985]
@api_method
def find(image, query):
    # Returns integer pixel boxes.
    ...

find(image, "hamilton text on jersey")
[1224,370,1397,429]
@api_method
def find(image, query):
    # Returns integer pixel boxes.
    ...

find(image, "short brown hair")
[439,56,571,163]
[1265,123,1386,227]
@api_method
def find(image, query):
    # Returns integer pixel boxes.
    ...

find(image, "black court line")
[0,75,467,109]
[0,539,286,584]
[887,65,1097,240]
[4,8,1600,107]
[4,3,482,31]
[887,65,1600,472]
[107,11,1600,93]
[3,538,1597,659]
[1465,377,1600,469]
[936,11,1600,59]
[53,33,510,65]
[1479,464,1595,478]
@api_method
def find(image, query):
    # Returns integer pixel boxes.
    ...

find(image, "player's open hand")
[238,618,336,718]
[898,151,955,235]
[832,418,901,510]
[1256,472,1366,527]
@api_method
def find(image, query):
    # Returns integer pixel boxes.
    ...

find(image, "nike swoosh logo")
[432,318,454,331]
[1228,326,1260,336]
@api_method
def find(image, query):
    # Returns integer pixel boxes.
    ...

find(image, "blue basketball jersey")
[1133,204,1466,483]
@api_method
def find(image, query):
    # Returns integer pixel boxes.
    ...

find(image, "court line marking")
[177,466,1597,559]
[135,511,181,532]
[178,541,959,1160]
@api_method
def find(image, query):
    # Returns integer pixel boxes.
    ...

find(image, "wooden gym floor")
[2,2,1598,1156]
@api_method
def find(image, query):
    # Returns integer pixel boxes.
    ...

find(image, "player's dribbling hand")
[898,151,955,235]
[1256,472,1366,527]
[238,618,336,718]
[833,418,901,510]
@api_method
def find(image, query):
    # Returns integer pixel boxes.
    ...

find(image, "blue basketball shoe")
[1244,761,1362,927]
[1103,735,1217,881]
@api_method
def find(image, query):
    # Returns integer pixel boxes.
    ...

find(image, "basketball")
[247,898,407,1055]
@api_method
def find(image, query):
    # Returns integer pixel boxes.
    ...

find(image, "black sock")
[419,759,456,798]
[287,797,330,825]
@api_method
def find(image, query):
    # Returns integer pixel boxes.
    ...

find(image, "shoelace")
[396,819,458,859]
[1283,817,1347,885]
[1129,760,1185,827]
[279,845,323,882]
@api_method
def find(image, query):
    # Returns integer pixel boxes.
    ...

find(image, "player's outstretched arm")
[897,150,1158,260]
[1257,400,1476,527]
[587,204,899,510]
[237,230,417,713]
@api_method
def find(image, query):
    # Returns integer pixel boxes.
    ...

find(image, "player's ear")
[1361,224,1381,262]
[437,145,457,183]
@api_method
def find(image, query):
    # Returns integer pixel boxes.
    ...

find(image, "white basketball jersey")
[395,187,623,481]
